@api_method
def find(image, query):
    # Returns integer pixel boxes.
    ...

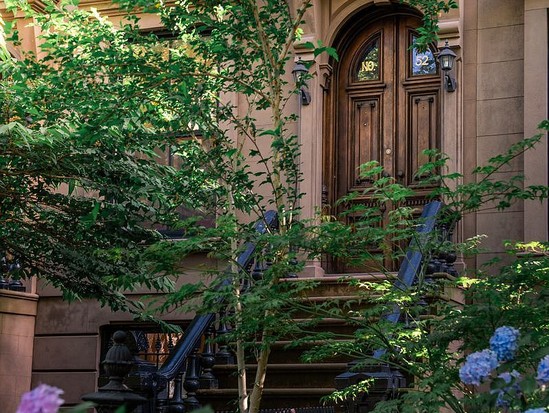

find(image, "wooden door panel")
[351,98,382,189]
[407,92,439,186]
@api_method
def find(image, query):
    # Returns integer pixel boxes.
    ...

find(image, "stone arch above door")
[324,0,410,50]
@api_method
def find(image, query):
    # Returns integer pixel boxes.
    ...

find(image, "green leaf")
[68,179,76,195]
[520,375,538,394]
[65,402,96,412]
[80,201,101,228]
[114,405,126,413]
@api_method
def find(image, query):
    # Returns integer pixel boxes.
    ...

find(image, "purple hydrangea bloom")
[16,384,64,413]
[492,370,521,407]
[459,349,499,385]
[523,409,546,413]
[490,326,520,361]
[537,355,549,384]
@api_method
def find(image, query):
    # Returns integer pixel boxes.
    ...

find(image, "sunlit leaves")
[402,0,459,49]
[0,118,180,309]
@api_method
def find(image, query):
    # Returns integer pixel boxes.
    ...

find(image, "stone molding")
[0,289,38,316]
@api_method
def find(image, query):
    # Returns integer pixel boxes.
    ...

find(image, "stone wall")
[461,0,528,267]
[0,289,38,413]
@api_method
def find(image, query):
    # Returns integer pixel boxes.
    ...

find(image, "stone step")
[267,340,353,364]
[296,273,463,304]
[193,272,462,412]
[282,274,393,298]
[197,387,341,411]
[296,316,365,331]
[211,363,348,389]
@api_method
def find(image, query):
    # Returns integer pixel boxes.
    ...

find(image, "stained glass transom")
[356,37,380,81]
[411,35,436,76]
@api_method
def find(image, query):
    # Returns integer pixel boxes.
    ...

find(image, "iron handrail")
[335,199,456,401]
[372,200,444,359]
[155,210,278,382]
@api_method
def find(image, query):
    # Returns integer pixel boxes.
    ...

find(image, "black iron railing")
[94,201,458,413]
[335,200,459,412]
[124,210,280,413]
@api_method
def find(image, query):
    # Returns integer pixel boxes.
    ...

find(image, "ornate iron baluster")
[156,398,168,413]
[252,257,265,281]
[0,254,25,291]
[199,325,219,389]
[446,251,458,276]
[215,309,235,365]
[183,347,201,411]
[155,334,162,368]
[166,372,185,413]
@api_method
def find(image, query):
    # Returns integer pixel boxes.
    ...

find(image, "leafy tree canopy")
[9,2,549,413]
[0,0,458,309]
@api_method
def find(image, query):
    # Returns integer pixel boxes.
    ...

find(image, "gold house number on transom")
[356,36,380,81]
[410,34,437,76]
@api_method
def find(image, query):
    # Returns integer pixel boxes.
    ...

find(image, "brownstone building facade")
[0,0,547,411]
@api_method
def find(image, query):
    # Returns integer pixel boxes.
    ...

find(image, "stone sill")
[0,289,39,316]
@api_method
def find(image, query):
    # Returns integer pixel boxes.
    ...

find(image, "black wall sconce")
[437,40,457,92]
[292,59,311,105]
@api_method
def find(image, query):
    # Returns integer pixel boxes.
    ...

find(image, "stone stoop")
[196,273,463,412]
[197,274,389,412]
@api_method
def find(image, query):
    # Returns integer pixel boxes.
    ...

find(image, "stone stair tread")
[198,274,460,410]
[299,273,394,279]
[298,295,364,301]
[272,339,353,346]
[199,388,336,395]
[292,317,362,323]
[214,362,348,370]
[323,272,454,279]
[282,274,394,285]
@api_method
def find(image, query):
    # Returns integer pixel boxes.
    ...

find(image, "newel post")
[82,330,147,413]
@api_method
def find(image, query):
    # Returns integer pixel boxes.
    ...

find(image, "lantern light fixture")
[437,40,457,92]
[292,58,311,105]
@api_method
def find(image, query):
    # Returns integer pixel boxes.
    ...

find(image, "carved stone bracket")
[319,63,333,93]
[438,20,461,46]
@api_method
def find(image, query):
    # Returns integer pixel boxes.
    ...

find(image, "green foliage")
[0,0,461,305]
[421,122,549,213]
[402,0,459,49]
[62,401,97,412]
[2,1,529,413]
[430,244,549,412]
[0,116,179,310]
[306,123,549,413]
[1,1,335,411]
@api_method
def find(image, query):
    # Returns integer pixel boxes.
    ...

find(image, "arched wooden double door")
[325,11,441,272]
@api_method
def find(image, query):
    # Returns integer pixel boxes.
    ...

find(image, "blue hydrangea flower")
[16,384,64,413]
[523,409,546,413]
[490,326,520,361]
[537,355,549,384]
[459,349,499,385]
[491,370,521,407]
